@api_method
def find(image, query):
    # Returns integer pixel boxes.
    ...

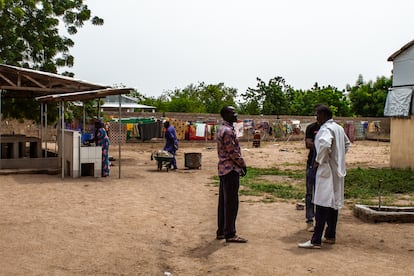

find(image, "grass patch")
[212,167,414,204]
[239,167,304,201]
[243,167,305,179]
[280,162,304,167]
[345,167,414,201]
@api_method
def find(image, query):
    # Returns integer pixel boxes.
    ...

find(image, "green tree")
[348,75,391,117]
[197,82,237,113]
[148,82,238,113]
[166,85,205,113]
[0,0,103,72]
[237,100,260,115]
[288,89,314,116]
[0,0,103,122]
[311,84,352,117]
[242,77,290,115]
[141,94,170,112]
[128,89,146,103]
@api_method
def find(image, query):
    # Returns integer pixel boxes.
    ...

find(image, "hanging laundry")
[234,121,244,138]
[195,123,206,137]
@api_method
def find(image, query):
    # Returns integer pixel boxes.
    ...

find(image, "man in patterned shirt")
[216,106,248,243]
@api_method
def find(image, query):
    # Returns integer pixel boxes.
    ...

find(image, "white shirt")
[313,119,351,209]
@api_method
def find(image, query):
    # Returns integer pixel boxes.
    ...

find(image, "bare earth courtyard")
[1,140,413,275]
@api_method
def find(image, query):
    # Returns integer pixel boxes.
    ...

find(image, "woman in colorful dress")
[91,120,110,177]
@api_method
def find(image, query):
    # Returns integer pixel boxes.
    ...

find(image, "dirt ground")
[1,140,413,275]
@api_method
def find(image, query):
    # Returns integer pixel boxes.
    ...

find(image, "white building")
[102,95,156,113]
[385,39,414,169]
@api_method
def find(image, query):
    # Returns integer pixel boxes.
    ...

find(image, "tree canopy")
[0,0,103,73]
[241,77,291,115]
[239,78,353,117]
[140,82,237,114]
[132,74,391,118]
[0,0,103,122]
[348,75,391,117]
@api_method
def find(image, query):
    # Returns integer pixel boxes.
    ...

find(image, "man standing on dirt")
[304,104,322,232]
[216,106,248,243]
[298,105,351,249]
[163,120,179,170]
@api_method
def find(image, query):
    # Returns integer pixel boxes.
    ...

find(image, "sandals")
[225,235,248,243]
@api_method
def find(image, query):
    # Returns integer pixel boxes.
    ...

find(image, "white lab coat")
[313,119,351,209]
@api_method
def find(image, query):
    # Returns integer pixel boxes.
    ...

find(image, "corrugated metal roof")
[35,88,133,103]
[103,95,156,109]
[102,103,156,109]
[0,64,135,102]
[387,39,414,61]
[0,64,108,98]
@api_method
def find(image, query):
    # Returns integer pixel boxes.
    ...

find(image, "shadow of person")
[279,229,334,254]
[187,239,225,259]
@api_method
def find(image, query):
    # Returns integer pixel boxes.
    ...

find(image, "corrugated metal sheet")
[0,64,108,97]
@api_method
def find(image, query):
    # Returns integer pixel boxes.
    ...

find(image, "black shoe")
[322,237,336,244]
[225,236,248,243]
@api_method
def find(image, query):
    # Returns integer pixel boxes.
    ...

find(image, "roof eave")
[387,39,414,61]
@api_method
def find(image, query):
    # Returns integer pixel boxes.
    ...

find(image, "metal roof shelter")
[0,64,108,97]
[0,64,132,179]
[35,88,133,103]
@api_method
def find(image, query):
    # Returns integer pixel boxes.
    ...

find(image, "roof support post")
[40,102,43,154]
[118,94,122,179]
[0,90,2,167]
[44,104,48,158]
[83,102,86,133]
[60,101,65,179]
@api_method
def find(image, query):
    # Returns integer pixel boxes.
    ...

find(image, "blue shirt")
[164,125,178,153]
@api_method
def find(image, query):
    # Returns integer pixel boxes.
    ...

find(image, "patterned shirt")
[217,121,246,176]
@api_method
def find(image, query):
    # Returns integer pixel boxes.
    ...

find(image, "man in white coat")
[298,105,351,249]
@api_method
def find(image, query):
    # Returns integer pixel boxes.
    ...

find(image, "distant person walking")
[298,105,351,249]
[163,120,179,170]
[216,106,248,243]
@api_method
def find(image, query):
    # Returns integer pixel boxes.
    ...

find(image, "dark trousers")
[305,164,316,223]
[311,205,338,245]
[167,150,177,169]
[217,171,240,239]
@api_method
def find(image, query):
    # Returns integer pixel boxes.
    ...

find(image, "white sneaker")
[298,240,321,249]
[306,222,314,232]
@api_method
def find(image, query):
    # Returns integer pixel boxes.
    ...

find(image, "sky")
[65,0,414,97]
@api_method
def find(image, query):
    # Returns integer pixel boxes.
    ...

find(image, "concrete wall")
[390,116,414,169]
[0,157,59,170]
[1,114,391,143]
[105,111,391,141]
